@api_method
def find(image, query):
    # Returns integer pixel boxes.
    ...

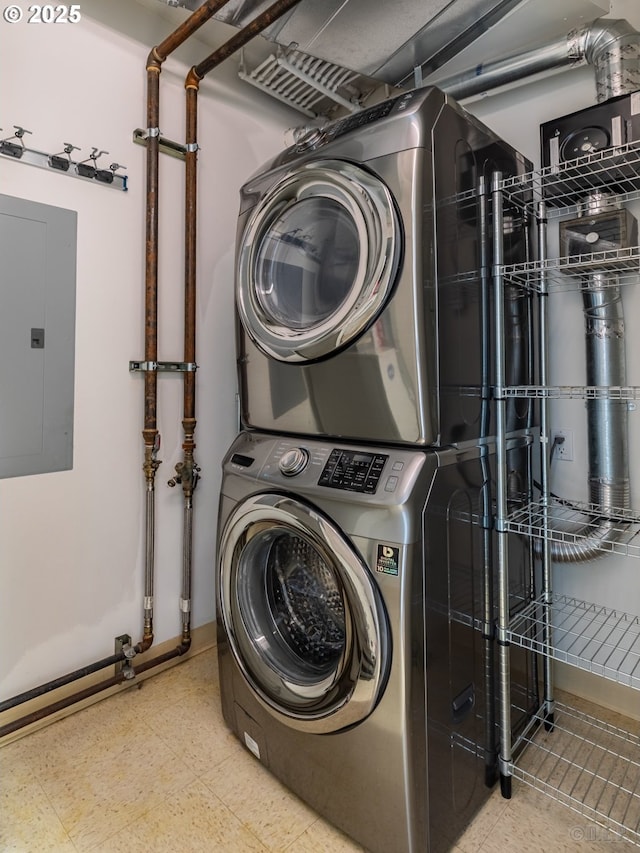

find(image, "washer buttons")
[385,476,399,492]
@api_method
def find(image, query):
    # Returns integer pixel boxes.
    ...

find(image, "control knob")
[279,447,309,476]
[295,127,326,152]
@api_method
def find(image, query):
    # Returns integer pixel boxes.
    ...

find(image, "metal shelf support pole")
[536,200,555,728]
[492,171,513,798]
[478,175,498,786]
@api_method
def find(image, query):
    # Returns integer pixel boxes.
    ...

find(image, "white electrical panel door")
[0,194,77,478]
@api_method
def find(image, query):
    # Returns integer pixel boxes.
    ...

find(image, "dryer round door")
[237,159,401,362]
[218,492,390,733]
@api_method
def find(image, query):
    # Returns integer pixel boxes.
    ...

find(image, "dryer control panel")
[290,89,424,156]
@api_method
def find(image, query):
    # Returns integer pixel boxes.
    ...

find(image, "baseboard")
[0,621,216,746]
[554,661,640,722]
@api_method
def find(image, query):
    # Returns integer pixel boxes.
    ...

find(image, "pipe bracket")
[130,360,198,373]
[133,128,187,161]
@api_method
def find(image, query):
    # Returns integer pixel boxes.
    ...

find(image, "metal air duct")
[547,193,634,563]
[434,18,640,102]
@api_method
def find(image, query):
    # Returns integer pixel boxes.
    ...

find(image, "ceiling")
[141,0,611,88]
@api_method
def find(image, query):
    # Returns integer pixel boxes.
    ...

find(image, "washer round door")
[237,159,401,363]
[218,492,390,733]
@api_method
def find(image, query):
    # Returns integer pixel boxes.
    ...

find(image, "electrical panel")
[0,194,77,478]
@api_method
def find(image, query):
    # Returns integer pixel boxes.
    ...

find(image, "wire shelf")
[501,141,640,213]
[511,701,640,846]
[501,246,640,292]
[503,385,640,400]
[505,497,640,558]
[508,595,640,689]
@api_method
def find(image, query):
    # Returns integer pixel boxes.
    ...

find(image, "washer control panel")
[318,449,388,494]
[225,434,428,504]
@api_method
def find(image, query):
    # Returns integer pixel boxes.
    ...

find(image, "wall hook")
[0,125,32,159]
[0,122,128,191]
[76,147,108,179]
[48,142,80,172]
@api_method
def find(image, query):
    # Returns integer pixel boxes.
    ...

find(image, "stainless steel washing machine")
[234,86,531,446]
[215,430,538,852]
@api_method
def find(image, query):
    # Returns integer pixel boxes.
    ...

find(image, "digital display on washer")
[318,449,388,493]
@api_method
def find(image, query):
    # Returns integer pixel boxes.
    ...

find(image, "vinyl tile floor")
[1,647,637,852]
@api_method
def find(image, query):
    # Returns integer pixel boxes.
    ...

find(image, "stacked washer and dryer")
[215,86,539,853]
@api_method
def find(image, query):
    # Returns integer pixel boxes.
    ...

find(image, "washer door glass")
[219,493,389,734]
[237,159,400,363]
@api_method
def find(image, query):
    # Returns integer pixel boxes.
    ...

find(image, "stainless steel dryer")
[215,430,538,853]
[235,86,531,446]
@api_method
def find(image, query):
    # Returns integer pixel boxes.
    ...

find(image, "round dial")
[279,448,309,477]
[295,128,326,152]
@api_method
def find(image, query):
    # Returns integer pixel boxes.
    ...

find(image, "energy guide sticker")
[376,544,400,576]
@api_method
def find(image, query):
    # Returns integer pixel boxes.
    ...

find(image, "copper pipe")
[184,82,198,444]
[2,0,297,739]
[192,0,303,82]
[174,0,305,653]
[0,642,193,739]
[0,653,127,713]
[153,0,233,61]
[141,0,234,655]
[0,673,126,739]
[135,640,191,676]
[144,62,160,446]
[143,0,234,452]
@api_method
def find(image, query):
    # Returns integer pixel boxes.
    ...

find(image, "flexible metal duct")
[548,193,632,563]
[583,18,640,102]
[547,275,631,562]
[435,18,640,102]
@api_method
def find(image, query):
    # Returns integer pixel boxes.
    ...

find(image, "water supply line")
[1,0,307,740]
[0,0,234,740]
[140,0,235,660]
[171,0,304,655]
[433,18,640,103]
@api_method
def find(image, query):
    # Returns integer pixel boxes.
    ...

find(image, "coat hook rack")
[0,124,128,191]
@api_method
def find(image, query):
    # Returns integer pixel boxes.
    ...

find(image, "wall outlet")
[552,429,574,462]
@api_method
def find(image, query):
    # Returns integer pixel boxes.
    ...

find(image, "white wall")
[462,0,640,700]
[0,0,298,696]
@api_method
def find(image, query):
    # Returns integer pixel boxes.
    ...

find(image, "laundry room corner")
[2,0,640,849]
[0,0,300,723]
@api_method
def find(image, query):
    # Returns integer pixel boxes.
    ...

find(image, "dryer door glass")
[237,159,400,363]
[218,493,389,734]
[254,197,359,330]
